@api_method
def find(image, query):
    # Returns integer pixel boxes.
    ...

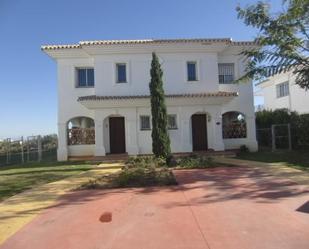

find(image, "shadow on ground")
[39,166,309,212]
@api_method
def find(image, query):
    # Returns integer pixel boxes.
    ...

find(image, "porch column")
[126,110,139,155]
[94,118,106,156]
[246,115,258,152]
[209,109,225,151]
[181,112,192,152]
[57,122,68,161]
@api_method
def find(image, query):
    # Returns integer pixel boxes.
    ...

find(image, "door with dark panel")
[109,117,126,154]
[191,114,208,151]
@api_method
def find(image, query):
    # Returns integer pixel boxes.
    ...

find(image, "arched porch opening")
[222,111,247,139]
[67,117,95,145]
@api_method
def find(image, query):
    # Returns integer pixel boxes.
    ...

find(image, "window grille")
[140,115,151,130]
[218,63,235,84]
[168,115,178,129]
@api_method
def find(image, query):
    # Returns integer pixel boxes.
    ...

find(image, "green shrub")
[176,155,214,169]
[240,145,249,153]
[126,156,166,168]
[115,166,176,187]
[80,156,177,189]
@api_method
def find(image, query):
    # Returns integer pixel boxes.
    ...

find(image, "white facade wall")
[94,52,219,96]
[44,41,258,160]
[259,71,309,114]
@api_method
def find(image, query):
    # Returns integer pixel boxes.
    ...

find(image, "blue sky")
[0,0,282,139]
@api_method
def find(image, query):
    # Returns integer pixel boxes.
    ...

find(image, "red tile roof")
[77,92,238,102]
[41,38,256,50]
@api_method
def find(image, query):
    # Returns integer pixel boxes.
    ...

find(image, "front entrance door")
[191,114,208,151]
[109,117,126,154]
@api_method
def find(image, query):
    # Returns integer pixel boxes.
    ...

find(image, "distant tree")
[236,0,309,89]
[149,52,171,159]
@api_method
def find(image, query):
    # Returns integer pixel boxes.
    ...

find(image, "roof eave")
[77,92,238,109]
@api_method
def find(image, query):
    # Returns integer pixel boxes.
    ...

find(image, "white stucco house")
[42,38,258,161]
[256,71,309,114]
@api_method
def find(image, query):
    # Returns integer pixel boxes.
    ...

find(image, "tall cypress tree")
[149,52,171,158]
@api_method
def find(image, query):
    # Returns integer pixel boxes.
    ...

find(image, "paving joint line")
[179,184,211,249]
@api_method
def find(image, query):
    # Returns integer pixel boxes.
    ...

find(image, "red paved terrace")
[1,166,308,249]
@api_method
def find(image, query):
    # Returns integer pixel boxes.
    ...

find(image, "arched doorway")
[191,113,208,151]
[109,116,126,154]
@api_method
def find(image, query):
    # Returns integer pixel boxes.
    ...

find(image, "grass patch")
[0,161,94,201]
[237,150,309,171]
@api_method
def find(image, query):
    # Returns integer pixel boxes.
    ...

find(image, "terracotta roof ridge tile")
[42,38,256,50]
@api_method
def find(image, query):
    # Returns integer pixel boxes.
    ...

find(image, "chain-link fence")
[0,134,57,166]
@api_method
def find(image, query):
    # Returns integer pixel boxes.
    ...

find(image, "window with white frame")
[168,115,178,129]
[218,63,235,84]
[76,68,94,87]
[187,61,197,81]
[116,63,127,83]
[276,82,289,98]
[140,115,151,130]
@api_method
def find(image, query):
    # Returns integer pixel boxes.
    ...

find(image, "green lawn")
[237,150,309,171]
[0,161,94,202]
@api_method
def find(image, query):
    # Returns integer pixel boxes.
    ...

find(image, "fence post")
[287,123,292,151]
[6,138,11,165]
[20,136,24,164]
[5,139,8,165]
[27,137,30,162]
[38,135,42,162]
[271,125,276,151]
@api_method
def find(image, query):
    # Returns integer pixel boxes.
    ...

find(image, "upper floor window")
[218,63,235,84]
[187,61,197,81]
[140,115,151,130]
[76,68,94,87]
[116,63,127,83]
[276,81,289,98]
[168,115,178,129]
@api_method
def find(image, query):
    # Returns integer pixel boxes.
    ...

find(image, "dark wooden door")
[109,117,126,154]
[191,114,208,151]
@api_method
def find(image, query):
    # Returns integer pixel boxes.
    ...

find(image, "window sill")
[76,86,95,88]
[219,82,236,85]
[140,128,151,131]
[276,95,289,98]
[68,143,95,145]
[223,137,247,140]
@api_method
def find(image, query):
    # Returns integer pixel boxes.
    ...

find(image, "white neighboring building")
[42,38,258,161]
[257,71,309,114]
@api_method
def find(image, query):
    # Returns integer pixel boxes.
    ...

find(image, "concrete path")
[0,163,122,245]
[214,157,309,185]
[1,164,308,249]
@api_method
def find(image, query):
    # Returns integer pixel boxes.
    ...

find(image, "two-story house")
[256,70,309,114]
[42,38,258,161]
